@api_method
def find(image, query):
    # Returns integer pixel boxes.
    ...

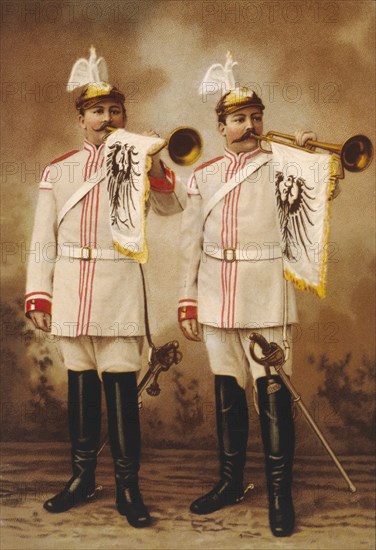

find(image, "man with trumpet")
[25,75,185,528]
[178,76,323,536]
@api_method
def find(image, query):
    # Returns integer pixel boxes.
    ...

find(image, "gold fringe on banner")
[113,155,153,264]
[284,155,337,299]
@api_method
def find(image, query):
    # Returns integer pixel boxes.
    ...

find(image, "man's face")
[218,106,263,154]
[78,99,125,146]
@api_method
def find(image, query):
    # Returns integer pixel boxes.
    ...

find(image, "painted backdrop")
[1,0,375,456]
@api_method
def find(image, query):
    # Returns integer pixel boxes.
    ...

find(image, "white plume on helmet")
[198,51,238,95]
[67,46,109,91]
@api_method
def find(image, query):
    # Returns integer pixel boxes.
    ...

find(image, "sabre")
[249,332,357,493]
[138,340,183,397]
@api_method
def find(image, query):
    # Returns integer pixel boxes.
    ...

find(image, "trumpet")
[166,126,203,166]
[256,131,373,174]
[103,125,203,166]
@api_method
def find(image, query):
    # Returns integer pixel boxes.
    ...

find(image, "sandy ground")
[0,443,374,550]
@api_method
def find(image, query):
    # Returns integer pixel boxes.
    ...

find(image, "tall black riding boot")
[44,369,102,513]
[190,375,249,514]
[257,375,295,537]
[102,372,151,528]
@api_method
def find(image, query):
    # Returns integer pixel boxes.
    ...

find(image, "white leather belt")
[59,245,135,261]
[203,245,282,262]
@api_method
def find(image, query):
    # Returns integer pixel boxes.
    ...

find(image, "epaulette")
[50,149,79,165]
[194,156,224,173]
[40,149,80,183]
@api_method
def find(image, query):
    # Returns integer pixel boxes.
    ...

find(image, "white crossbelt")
[203,245,282,262]
[57,174,104,228]
[203,153,270,225]
[59,244,135,261]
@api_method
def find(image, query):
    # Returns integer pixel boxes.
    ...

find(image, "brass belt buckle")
[81,246,92,261]
[224,247,236,262]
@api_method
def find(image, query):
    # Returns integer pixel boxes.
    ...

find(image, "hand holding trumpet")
[142,129,167,179]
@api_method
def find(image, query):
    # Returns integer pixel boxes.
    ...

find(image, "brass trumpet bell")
[258,131,373,174]
[339,135,373,172]
[103,125,203,166]
[167,126,203,166]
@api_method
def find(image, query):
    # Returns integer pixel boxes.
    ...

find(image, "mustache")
[96,121,112,132]
[232,130,259,143]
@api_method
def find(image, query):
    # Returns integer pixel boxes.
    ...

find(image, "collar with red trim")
[83,139,105,154]
[224,146,263,165]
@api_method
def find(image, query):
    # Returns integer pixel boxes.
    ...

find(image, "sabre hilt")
[146,340,182,397]
[154,340,182,370]
[249,332,285,369]
[249,332,286,394]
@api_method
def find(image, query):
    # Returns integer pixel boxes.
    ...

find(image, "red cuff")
[25,298,52,318]
[178,305,198,322]
[149,161,176,194]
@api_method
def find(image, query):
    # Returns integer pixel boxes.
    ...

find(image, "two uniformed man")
[26,78,315,536]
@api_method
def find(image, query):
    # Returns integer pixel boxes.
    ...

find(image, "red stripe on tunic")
[40,150,79,185]
[89,187,94,248]
[81,148,98,333]
[226,183,234,327]
[25,291,52,299]
[79,190,94,333]
[85,191,100,333]
[231,185,242,326]
[85,150,101,333]
[219,150,264,327]
[220,156,236,326]
[77,260,87,335]
[220,160,231,325]
[79,257,91,334]
[50,149,79,165]
[227,183,237,326]
[195,156,224,173]
[230,164,244,326]
[226,187,237,327]
[94,180,100,247]
[77,207,87,333]
[223,154,244,327]
[85,262,97,335]
[41,167,50,182]
[77,147,94,335]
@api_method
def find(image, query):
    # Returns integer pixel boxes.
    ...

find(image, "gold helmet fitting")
[216,87,265,119]
[75,82,125,110]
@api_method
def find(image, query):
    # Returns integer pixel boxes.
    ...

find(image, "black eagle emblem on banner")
[275,171,317,261]
[106,141,141,229]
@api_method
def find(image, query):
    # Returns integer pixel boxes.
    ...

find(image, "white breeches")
[202,325,293,389]
[58,335,144,379]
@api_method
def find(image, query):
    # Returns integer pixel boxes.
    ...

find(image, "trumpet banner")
[105,129,165,263]
[271,142,337,298]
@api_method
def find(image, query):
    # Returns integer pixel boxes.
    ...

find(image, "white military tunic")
[179,147,298,328]
[178,147,297,386]
[26,139,184,339]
